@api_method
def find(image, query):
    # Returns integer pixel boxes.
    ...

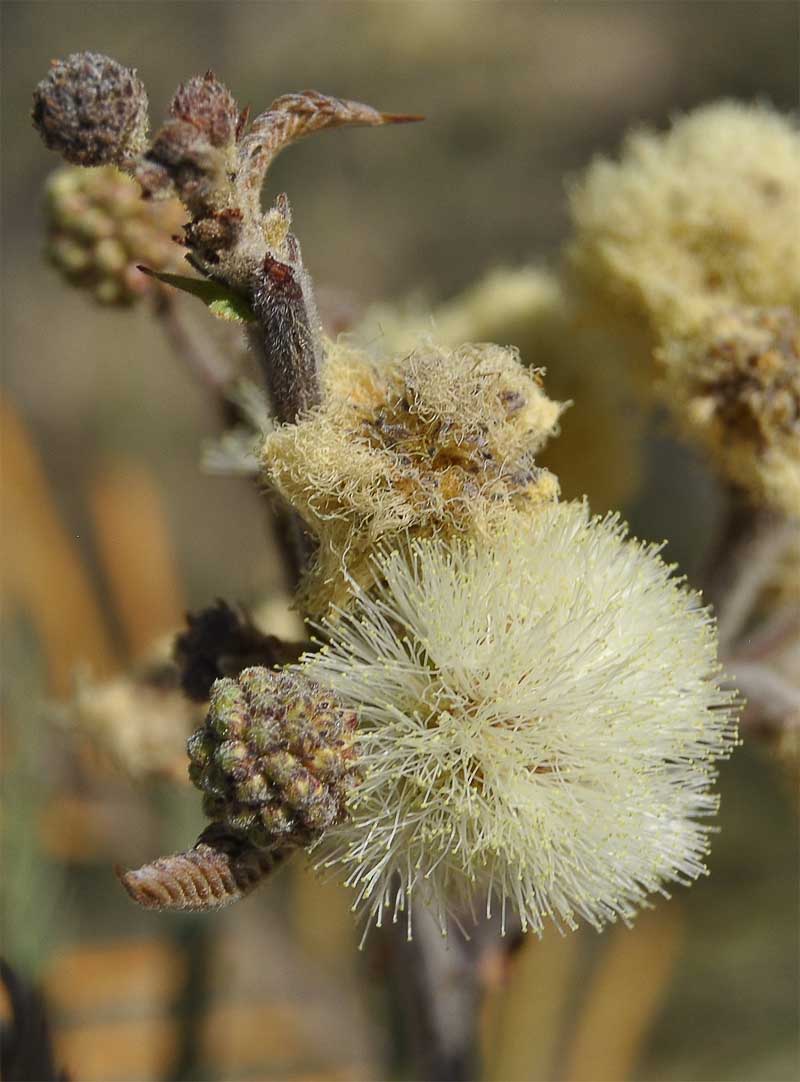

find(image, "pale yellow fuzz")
[262,338,564,615]
[567,101,800,348]
[355,267,645,511]
[304,502,739,939]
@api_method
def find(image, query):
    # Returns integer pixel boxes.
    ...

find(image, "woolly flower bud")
[187,667,359,849]
[169,72,240,148]
[44,166,186,304]
[567,102,800,342]
[136,72,240,217]
[303,502,739,938]
[263,339,564,615]
[32,52,149,169]
[658,307,800,517]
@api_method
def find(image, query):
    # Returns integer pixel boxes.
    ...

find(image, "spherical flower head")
[187,667,359,849]
[263,338,564,615]
[658,306,800,517]
[44,165,187,304]
[303,502,739,939]
[567,102,800,344]
[32,52,149,169]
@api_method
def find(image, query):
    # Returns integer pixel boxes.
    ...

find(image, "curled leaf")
[117,824,284,911]
[237,90,423,212]
[137,266,256,322]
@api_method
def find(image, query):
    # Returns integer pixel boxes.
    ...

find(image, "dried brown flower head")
[263,339,563,615]
[658,306,800,515]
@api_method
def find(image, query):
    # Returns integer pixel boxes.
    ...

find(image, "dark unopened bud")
[174,599,306,702]
[187,667,359,848]
[136,71,239,213]
[169,71,239,148]
[32,52,149,168]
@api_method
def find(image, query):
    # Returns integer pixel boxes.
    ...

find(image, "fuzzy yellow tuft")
[657,306,800,517]
[303,502,739,939]
[354,267,645,512]
[567,101,800,345]
[262,338,564,615]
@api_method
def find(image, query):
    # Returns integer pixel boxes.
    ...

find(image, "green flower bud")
[187,667,359,849]
[43,165,187,305]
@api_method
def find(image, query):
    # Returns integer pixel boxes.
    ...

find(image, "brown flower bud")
[173,600,306,702]
[32,52,148,168]
[187,667,359,848]
[169,71,239,148]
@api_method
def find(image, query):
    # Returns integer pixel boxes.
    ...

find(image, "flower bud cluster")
[136,71,246,274]
[44,166,186,305]
[187,667,359,848]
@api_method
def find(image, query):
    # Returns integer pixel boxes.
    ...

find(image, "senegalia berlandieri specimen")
[119,668,359,910]
[301,501,740,942]
[263,338,564,616]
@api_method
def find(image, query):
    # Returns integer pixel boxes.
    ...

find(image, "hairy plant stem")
[154,291,235,398]
[247,252,321,584]
[703,488,794,652]
[249,253,322,423]
[385,903,483,1081]
[247,244,487,1079]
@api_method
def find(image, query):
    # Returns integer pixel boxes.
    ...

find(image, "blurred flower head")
[44,165,187,304]
[567,101,800,343]
[657,306,800,516]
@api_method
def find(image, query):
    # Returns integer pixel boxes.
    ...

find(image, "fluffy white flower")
[304,502,738,939]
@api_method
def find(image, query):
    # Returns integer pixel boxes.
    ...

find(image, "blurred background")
[2,3,798,1080]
